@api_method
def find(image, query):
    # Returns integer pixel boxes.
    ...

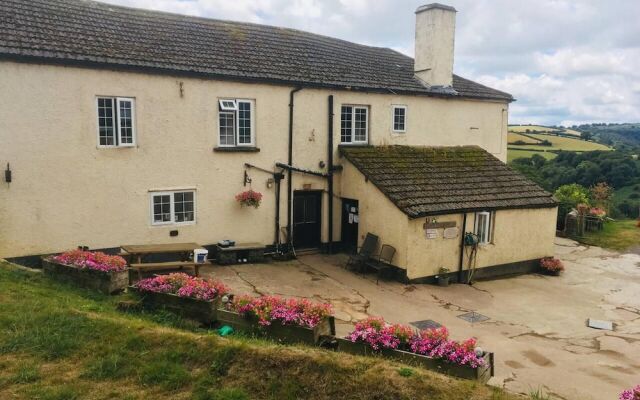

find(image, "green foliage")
[529,387,551,399]
[554,184,590,207]
[10,362,40,384]
[139,359,191,390]
[398,367,415,377]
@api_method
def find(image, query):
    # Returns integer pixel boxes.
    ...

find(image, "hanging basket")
[235,190,263,208]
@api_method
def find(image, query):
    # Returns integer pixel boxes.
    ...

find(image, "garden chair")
[345,233,378,271]
[365,244,396,284]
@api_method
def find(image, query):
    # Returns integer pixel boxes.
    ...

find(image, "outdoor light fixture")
[266,178,274,188]
[4,163,11,183]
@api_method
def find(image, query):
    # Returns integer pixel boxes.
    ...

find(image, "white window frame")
[96,96,136,148]
[392,105,407,133]
[217,98,255,147]
[340,105,369,144]
[474,211,493,244]
[149,190,196,226]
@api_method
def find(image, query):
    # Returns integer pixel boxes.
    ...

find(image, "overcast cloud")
[102,0,640,126]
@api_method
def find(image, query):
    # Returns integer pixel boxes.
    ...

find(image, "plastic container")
[193,248,209,264]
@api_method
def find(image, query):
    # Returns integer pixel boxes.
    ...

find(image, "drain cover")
[410,319,442,330]
[457,311,489,323]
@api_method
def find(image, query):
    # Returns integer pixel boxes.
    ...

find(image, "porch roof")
[340,145,557,218]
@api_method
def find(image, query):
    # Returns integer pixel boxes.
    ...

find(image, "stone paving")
[201,238,640,400]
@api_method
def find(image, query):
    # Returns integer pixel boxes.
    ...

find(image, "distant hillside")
[507,126,611,163]
[509,124,581,136]
[570,123,640,147]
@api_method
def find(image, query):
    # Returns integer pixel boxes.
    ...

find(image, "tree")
[554,184,590,208]
[581,131,593,141]
[590,182,613,213]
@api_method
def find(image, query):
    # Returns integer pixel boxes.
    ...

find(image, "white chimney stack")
[414,3,457,88]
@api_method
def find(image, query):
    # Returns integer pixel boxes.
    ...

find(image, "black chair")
[345,233,379,270]
[365,244,396,284]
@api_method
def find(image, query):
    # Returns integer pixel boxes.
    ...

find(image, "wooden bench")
[130,261,201,280]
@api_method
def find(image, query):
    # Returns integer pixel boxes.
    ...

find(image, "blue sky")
[102,0,640,126]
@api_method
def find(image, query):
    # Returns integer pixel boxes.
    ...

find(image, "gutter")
[286,87,303,249]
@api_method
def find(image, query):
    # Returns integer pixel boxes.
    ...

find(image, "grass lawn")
[516,134,611,152]
[579,220,640,251]
[0,262,520,400]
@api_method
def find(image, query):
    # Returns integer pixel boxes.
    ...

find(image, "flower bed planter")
[42,258,128,295]
[217,309,334,345]
[336,337,493,382]
[382,349,494,382]
[130,286,219,325]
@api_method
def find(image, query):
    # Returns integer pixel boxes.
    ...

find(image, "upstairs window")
[150,190,196,225]
[341,105,369,144]
[474,211,493,244]
[392,105,407,133]
[218,99,255,147]
[97,97,136,147]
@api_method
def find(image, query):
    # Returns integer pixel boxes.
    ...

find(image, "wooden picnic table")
[120,242,203,280]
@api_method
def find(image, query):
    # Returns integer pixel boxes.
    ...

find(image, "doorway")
[341,198,359,254]
[293,191,322,249]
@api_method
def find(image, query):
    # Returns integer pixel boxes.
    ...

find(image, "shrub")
[619,385,640,400]
[51,250,127,272]
[136,273,229,301]
[540,257,564,273]
[231,295,332,328]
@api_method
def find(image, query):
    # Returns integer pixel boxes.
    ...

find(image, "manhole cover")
[457,311,489,323]
[410,319,442,330]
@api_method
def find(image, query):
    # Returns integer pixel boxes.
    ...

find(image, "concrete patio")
[201,238,640,400]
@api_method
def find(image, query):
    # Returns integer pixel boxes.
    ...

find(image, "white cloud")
[100,0,640,125]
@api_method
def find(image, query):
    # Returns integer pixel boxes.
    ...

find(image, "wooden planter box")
[42,258,128,295]
[130,287,219,325]
[336,338,494,382]
[216,309,334,345]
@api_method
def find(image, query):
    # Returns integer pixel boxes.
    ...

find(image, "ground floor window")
[474,211,493,244]
[150,190,195,225]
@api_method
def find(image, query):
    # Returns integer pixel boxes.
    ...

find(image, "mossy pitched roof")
[340,145,556,218]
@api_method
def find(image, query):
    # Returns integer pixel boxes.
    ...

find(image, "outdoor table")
[120,242,203,280]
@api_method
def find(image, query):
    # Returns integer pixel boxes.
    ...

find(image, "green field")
[507,131,612,163]
[507,132,539,144]
[0,262,519,400]
[507,149,557,163]
[509,125,581,136]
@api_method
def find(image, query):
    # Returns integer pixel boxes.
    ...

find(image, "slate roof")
[340,146,556,218]
[0,0,513,102]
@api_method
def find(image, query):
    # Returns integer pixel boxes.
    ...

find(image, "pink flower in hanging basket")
[235,190,263,208]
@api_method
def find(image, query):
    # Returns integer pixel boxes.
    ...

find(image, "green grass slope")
[0,262,519,400]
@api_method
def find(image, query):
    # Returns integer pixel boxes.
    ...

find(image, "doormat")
[457,311,489,323]
[410,319,442,330]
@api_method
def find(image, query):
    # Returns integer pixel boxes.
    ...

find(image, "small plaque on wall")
[426,229,438,239]
[443,227,459,239]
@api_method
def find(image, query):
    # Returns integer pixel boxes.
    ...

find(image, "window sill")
[213,146,260,153]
